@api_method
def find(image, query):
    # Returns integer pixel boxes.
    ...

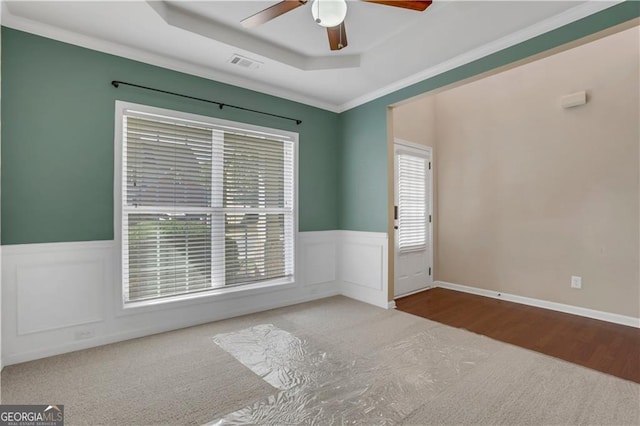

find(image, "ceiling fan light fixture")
[311,0,347,28]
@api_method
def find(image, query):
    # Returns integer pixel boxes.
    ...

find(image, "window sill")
[116,277,296,317]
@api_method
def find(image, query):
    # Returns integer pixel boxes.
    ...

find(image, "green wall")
[339,1,640,231]
[1,28,340,244]
[2,2,638,243]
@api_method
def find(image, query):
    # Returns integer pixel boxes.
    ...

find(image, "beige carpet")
[1,296,638,425]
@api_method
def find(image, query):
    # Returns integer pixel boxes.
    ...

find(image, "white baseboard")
[436,281,640,328]
[387,301,397,309]
[394,285,434,300]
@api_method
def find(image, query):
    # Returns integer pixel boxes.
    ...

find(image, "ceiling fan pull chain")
[315,0,322,24]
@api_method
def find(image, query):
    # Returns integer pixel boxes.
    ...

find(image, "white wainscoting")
[338,231,389,309]
[1,232,349,366]
[17,257,107,336]
[0,244,3,371]
[299,231,338,287]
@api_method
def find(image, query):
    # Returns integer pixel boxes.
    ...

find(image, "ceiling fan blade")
[241,0,308,28]
[327,22,348,51]
[362,0,432,12]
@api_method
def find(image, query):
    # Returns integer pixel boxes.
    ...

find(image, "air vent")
[227,54,262,70]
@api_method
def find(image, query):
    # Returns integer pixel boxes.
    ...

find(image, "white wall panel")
[300,231,338,286]
[341,243,383,290]
[17,260,105,335]
[338,231,388,309]
[1,232,344,365]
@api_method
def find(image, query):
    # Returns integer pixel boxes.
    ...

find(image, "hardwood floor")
[396,287,640,383]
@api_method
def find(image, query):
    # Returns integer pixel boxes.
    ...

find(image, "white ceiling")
[1,1,621,112]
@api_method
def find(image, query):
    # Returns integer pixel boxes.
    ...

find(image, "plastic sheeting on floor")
[208,324,489,425]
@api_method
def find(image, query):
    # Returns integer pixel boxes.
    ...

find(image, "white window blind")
[120,107,295,304]
[397,153,427,253]
[220,132,294,287]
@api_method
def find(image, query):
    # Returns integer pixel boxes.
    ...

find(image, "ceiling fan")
[241,0,432,51]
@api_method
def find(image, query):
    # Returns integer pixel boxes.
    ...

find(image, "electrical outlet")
[571,276,582,289]
[74,329,95,340]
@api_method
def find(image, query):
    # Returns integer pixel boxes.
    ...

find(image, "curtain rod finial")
[111,81,120,88]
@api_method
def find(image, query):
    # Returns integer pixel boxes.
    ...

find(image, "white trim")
[116,280,298,317]
[1,240,115,255]
[394,285,434,300]
[297,230,341,239]
[338,0,623,112]
[387,301,396,309]
[1,1,622,113]
[339,230,387,240]
[436,281,640,329]
[393,138,431,152]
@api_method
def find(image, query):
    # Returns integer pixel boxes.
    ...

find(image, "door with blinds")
[393,142,433,297]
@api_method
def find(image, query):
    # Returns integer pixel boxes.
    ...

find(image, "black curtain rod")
[111,80,302,125]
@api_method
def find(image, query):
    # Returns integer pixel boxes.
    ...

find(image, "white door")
[394,142,433,298]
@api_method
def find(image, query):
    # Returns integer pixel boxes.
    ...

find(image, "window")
[397,153,427,253]
[116,102,297,305]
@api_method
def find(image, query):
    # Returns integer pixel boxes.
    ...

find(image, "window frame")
[113,101,299,314]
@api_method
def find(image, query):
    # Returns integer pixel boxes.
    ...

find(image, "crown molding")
[1,1,624,115]
[149,1,361,71]
[0,6,343,113]
[336,0,624,112]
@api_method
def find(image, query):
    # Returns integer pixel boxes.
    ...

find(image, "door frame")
[393,139,434,298]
